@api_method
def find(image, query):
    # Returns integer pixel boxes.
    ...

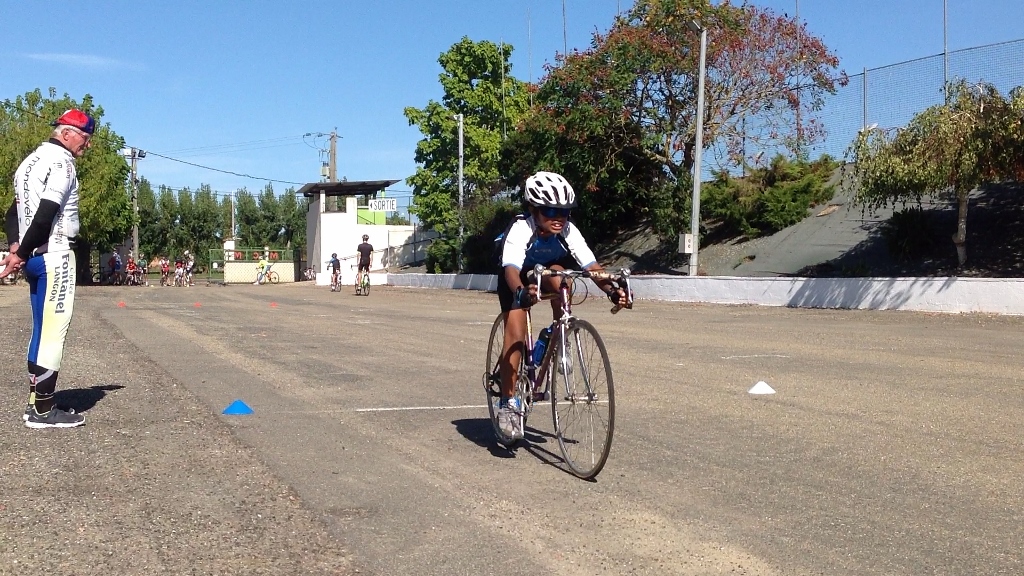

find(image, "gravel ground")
[0,288,353,576]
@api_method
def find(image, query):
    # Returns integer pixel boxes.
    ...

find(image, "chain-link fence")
[805,38,1024,161]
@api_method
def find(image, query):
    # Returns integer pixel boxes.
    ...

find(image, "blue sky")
[3,0,1023,212]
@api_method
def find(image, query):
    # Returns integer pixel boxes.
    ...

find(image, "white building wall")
[308,196,435,285]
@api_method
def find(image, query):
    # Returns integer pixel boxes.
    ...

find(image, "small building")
[299,180,434,285]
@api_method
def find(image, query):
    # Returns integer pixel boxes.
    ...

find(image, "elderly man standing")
[0,109,95,428]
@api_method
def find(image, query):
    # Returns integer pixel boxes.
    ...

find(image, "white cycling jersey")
[13,141,80,253]
[500,215,597,271]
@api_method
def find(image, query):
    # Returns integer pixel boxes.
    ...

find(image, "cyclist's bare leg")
[544,264,567,321]
[499,308,528,399]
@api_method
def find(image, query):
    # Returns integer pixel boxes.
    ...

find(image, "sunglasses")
[64,127,91,142]
[538,207,571,219]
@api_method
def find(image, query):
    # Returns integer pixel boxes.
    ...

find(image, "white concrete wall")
[385,273,1024,316]
[307,196,433,281]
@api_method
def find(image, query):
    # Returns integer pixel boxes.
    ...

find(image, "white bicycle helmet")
[524,171,576,208]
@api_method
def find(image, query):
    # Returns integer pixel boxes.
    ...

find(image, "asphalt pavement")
[2,282,1022,575]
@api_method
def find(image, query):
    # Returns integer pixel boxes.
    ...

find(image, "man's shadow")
[54,384,124,413]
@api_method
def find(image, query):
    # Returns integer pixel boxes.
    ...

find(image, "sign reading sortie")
[368,198,397,213]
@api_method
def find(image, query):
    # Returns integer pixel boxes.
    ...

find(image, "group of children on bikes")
[98,251,150,286]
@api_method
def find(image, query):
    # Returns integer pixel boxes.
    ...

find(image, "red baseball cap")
[52,109,96,135]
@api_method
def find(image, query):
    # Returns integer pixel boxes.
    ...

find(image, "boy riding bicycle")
[253,256,269,285]
[495,171,629,440]
[327,252,341,291]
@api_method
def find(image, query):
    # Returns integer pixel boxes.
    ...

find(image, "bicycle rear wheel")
[361,274,370,296]
[268,271,279,284]
[484,313,520,446]
[550,319,615,479]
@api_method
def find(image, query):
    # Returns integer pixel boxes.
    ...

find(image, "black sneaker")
[23,404,76,422]
[24,407,85,429]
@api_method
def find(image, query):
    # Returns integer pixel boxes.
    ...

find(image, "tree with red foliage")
[501,0,845,238]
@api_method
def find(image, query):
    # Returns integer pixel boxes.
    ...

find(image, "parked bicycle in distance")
[483,264,633,479]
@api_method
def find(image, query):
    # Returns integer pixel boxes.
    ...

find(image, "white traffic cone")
[748,381,776,395]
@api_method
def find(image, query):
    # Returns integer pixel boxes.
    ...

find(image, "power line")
[2,100,312,186]
[144,151,306,185]
[160,135,305,155]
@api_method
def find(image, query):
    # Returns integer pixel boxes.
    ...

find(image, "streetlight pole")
[455,113,465,272]
[943,0,949,100]
[686,21,708,276]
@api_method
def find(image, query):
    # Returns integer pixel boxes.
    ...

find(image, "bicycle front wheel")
[550,319,615,479]
[484,313,520,446]
[268,271,279,284]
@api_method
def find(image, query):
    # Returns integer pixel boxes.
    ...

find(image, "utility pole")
[455,113,464,272]
[126,147,146,258]
[327,129,338,211]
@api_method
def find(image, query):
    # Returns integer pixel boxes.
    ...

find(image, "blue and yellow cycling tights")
[25,250,76,398]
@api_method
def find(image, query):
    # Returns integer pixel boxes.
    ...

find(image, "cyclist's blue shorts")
[25,250,76,371]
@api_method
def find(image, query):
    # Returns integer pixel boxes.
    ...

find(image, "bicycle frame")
[520,266,632,416]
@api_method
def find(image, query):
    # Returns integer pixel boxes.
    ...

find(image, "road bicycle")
[256,266,280,285]
[355,267,370,296]
[483,265,633,479]
[329,269,341,292]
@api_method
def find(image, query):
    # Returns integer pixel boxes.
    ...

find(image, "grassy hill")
[596,182,1024,278]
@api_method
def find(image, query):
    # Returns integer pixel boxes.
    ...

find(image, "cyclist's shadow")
[452,418,567,471]
[54,384,125,413]
[452,418,515,458]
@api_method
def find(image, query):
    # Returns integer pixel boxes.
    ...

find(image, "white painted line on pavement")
[721,354,790,360]
[353,404,487,413]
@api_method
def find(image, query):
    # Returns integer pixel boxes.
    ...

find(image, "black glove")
[513,285,533,309]
[606,283,621,305]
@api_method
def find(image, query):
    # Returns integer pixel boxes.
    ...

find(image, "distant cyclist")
[184,250,195,286]
[494,171,629,440]
[159,256,170,286]
[254,256,269,285]
[356,234,373,288]
[125,255,138,285]
[327,252,341,291]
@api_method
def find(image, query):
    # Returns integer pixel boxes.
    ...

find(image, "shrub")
[881,206,934,261]
[701,155,839,239]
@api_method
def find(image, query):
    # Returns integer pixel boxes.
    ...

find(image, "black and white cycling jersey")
[12,141,80,253]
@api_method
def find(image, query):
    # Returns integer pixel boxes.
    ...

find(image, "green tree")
[278,188,307,250]
[847,81,1024,266]
[1,88,133,278]
[404,37,531,271]
[137,177,160,257]
[220,195,235,240]
[256,183,282,245]
[155,186,179,256]
[235,188,262,246]
[189,185,223,266]
[175,187,195,252]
